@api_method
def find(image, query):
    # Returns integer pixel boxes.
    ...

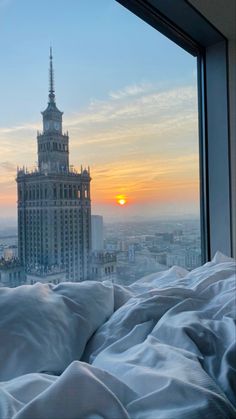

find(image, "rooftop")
[0,258,22,270]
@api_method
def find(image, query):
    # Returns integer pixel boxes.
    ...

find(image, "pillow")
[0,280,114,381]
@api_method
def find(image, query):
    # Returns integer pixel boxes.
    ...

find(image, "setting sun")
[116,195,127,206]
[119,199,126,205]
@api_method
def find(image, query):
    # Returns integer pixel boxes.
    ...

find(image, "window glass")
[0,0,200,286]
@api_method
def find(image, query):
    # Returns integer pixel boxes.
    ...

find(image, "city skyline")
[0,0,199,223]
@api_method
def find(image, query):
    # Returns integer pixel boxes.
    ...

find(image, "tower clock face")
[54,121,60,130]
[45,121,49,130]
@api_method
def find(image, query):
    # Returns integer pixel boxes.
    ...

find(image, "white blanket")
[0,252,235,418]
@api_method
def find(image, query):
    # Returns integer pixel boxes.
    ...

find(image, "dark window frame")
[116,0,232,260]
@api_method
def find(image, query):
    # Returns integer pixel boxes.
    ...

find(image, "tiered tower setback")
[16,49,91,281]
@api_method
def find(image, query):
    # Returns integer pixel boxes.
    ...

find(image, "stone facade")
[0,258,26,287]
[91,251,116,282]
[16,49,91,281]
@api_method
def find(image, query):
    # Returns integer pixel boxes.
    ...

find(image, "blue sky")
[0,0,199,221]
[0,0,195,122]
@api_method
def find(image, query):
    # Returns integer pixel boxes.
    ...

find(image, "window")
[0,0,232,287]
[116,0,232,259]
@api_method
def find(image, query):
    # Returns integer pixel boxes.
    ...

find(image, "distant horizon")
[0,212,200,230]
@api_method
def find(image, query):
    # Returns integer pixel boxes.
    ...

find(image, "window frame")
[116,0,232,261]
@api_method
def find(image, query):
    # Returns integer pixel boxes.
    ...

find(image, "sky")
[0,0,199,224]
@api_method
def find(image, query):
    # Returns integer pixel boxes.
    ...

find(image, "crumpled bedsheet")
[0,252,235,418]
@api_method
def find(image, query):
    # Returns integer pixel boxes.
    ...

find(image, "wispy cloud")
[89,153,199,201]
[0,82,199,214]
[0,161,15,172]
[109,82,151,100]
[65,84,197,129]
[0,123,39,134]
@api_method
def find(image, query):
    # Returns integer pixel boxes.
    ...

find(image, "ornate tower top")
[37,49,69,173]
[49,46,55,103]
[42,48,63,117]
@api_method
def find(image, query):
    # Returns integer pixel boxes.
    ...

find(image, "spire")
[49,47,55,103]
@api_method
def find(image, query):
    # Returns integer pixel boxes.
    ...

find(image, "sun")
[116,195,127,206]
[118,198,126,206]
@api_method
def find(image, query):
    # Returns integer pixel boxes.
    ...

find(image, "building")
[91,215,104,251]
[166,251,186,269]
[91,216,116,281]
[3,245,18,260]
[0,258,26,288]
[27,270,66,286]
[91,251,116,282]
[185,248,201,270]
[16,49,91,282]
[128,244,135,263]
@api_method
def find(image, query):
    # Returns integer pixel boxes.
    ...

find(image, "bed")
[0,252,235,418]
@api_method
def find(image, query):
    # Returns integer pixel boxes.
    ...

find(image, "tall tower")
[38,48,69,174]
[16,49,91,282]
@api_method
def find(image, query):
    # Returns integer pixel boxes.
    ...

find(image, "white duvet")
[0,252,235,419]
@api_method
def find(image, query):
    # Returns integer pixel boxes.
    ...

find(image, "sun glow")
[116,195,127,206]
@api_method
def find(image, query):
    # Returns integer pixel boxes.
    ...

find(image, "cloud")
[0,161,16,190]
[64,84,198,173]
[0,123,39,135]
[89,152,199,206]
[0,161,15,172]
[109,82,151,100]
[65,84,197,131]
[0,82,199,214]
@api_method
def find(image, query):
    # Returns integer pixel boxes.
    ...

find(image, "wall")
[189,0,236,256]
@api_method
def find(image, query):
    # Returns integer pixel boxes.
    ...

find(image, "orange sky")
[0,84,199,221]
